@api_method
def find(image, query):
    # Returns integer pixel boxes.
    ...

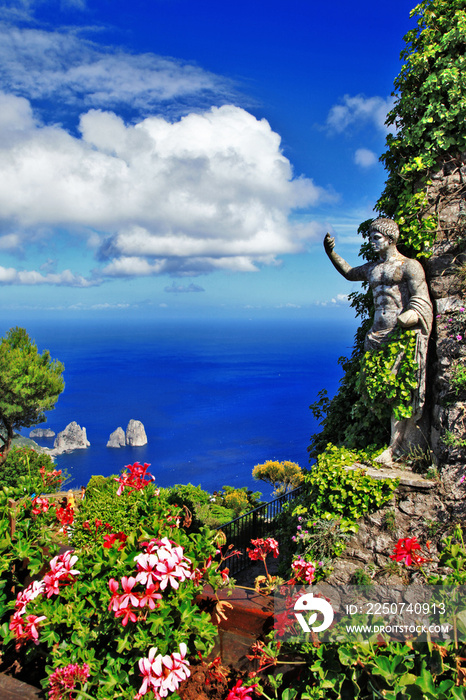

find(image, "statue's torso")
[367,258,412,334]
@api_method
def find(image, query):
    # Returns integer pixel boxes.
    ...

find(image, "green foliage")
[221,485,262,515]
[0,483,65,638]
[277,444,398,573]
[350,567,373,586]
[439,306,466,347]
[358,328,419,420]
[0,447,57,490]
[163,483,262,529]
[275,636,464,700]
[378,0,466,256]
[428,525,466,584]
[0,467,226,699]
[164,482,211,531]
[266,531,466,700]
[72,475,156,548]
[0,328,64,465]
[308,298,389,459]
[441,430,466,450]
[290,517,351,562]
[302,445,398,530]
[383,510,397,533]
[252,460,304,496]
[450,361,466,394]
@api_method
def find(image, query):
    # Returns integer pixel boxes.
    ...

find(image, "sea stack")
[125,420,147,447]
[107,427,126,448]
[29,428,56,438]
[53,422,90,453]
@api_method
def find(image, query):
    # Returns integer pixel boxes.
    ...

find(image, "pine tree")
[0,327,65,466]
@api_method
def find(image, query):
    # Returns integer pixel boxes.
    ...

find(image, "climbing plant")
[378,0,466,254]
[358,328,419,421]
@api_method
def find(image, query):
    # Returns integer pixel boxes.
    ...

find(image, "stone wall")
[425,155,466,522]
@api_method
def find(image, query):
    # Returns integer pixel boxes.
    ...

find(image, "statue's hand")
[397,309,419,328]
[324,233,335,255]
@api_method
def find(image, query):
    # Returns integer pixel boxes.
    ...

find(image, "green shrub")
[0,463,228,699]
[0,447,58,490]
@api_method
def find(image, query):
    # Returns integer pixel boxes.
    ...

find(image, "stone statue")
[323,218,433,464]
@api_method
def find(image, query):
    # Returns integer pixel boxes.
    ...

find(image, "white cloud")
[0,265,97,286]
[354,148,378,168]
[331,293,350,304]
[0,98,333,278]
[0,24,235,115]
[0,233,22,250]
[326,94,395,134]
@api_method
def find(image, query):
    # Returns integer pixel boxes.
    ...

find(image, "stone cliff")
[106,420,148,448]
[125,420,147,447]
[107,427,126,448]
[29,428,55,438]
[52,422,90,454]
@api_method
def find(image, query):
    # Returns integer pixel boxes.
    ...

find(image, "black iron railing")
[216,485,304,575]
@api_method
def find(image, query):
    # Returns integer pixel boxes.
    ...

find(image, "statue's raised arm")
[323,233,368,282]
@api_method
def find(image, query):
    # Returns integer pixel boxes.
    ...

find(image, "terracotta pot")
[196,585,274,669]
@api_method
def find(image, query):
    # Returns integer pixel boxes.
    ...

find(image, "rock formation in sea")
[107,427,126,448]
[52,422,90,454]
[125,419,147,447]
[29,428,56,438]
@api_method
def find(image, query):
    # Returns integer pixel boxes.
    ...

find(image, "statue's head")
[369,218,399,244]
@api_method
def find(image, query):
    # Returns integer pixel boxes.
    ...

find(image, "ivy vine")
[357,328,419,421]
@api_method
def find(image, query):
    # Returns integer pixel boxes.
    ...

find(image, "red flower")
[115,606,138,626]
[55,504,74,531]
[390,537,426,566]
[227,680,258,700]
[247,537,279,561]
[114,462,154,495]
[102,531,127,550]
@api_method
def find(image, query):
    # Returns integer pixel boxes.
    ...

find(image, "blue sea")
[17,316,357,500]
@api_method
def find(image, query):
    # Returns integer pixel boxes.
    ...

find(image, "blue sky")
[0,0,417,321]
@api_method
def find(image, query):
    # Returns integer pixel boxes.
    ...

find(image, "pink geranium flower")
[139,585,162,610]
[118,576,140,609]
[43,551,80,598]
[48,663,90,700]
[134,552,159,587]
[159,642,191,695]
[31,496,51,515]
[291,556,316,584]
[136,643,190,698]
[23,614,47,644]
[15,580,45,614]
